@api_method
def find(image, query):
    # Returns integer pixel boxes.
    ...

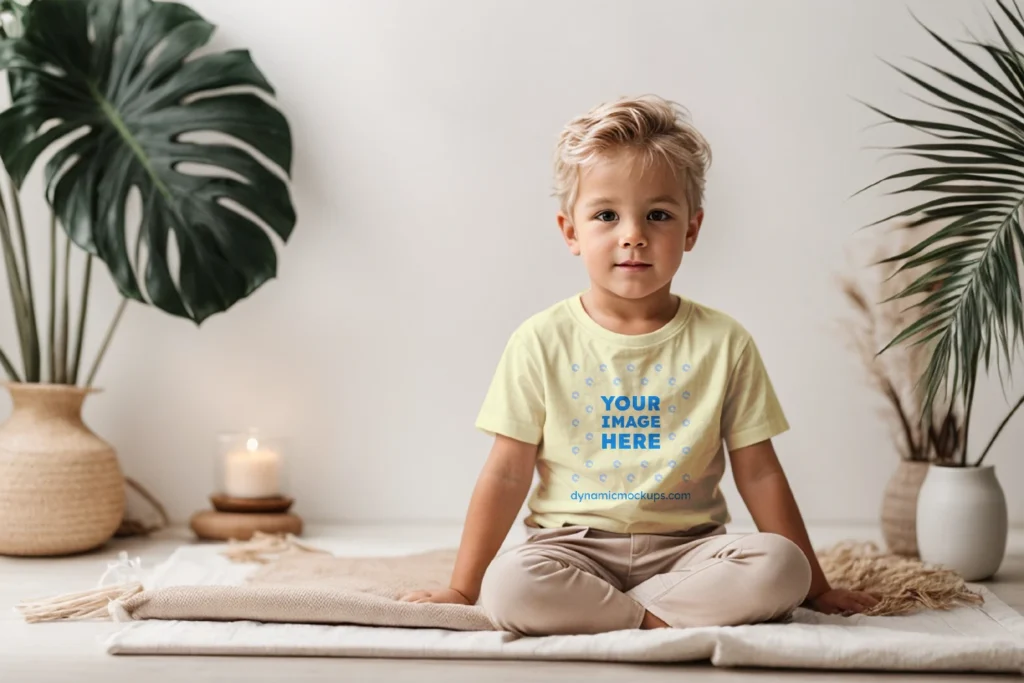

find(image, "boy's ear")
[684,209,705,252]
[557,211,581,256]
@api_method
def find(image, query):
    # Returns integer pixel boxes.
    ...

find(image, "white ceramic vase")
[916,464,1008,581]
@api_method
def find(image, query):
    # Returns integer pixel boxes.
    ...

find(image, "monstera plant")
[0,0,297,557]
[0,0,296,386]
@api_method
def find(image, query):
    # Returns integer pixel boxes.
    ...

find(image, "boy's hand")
[806,588,880,616]
[399,587,473,605]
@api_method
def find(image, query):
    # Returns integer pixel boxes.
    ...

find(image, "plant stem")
[55,233,71,383]
[0,345,21,383]
[960,363,977,467]
[69,255,92,385]
[0,179,32,381]
[85,298,127,389]
[47,213,56,383]
[975,392,1024,467]
[885,382,920,460]
[7,175,39,382]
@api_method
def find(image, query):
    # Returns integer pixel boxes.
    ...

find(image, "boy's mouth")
[616,260,652,271]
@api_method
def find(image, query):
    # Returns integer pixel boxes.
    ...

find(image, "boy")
[402,95,878,635]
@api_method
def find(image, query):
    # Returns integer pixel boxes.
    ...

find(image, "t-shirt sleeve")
[475,327,546,445]
[721,335,789,451]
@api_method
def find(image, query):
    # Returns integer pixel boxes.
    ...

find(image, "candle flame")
[246,437,259,451]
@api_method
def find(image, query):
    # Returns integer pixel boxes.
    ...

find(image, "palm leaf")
[0,0,296,324]
[862,0,1024,421]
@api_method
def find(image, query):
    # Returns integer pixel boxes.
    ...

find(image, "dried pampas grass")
[837,222,964,463]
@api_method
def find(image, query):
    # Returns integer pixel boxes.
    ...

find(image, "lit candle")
[223,436,281,498]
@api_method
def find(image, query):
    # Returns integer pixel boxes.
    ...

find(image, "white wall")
[1,0,1021,527]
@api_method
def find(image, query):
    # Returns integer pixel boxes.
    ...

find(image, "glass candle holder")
[216,430,289,499]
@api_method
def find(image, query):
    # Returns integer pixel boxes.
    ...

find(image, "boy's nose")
[619,227,647,249]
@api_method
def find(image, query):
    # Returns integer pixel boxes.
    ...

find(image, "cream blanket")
[101,538,1024,672]
[117,548,493,630]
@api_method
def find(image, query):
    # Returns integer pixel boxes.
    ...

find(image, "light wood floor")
[1,523,1022,683]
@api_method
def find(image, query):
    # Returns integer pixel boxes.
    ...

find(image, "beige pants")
[479,524,812,636]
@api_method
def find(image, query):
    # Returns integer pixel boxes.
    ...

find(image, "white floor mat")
[104,541,1024,673]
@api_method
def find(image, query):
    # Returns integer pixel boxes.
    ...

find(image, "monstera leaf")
[0,0,296,323]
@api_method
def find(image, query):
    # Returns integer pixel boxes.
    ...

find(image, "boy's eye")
[593,210,672,222]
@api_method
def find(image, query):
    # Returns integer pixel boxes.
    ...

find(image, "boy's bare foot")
[640,609,670,629]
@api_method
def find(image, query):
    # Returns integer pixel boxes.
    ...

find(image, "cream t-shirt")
[475,291,789,534]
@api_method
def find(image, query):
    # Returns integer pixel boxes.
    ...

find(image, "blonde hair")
[553,94,712,219]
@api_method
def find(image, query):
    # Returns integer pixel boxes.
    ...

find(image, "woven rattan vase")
[0,383,125,556]
[880,460,929,557]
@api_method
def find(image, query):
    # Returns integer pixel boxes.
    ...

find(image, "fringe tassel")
[16,582,143,623]
[818,541,984,616]
[11,534,322,623]
[15,550,144,623]
[221,531,329,564]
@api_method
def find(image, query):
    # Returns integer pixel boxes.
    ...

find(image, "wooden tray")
[210,493,294,514]
[190,510,303,541]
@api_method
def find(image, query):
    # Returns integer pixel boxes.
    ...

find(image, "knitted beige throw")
[18,534,983,627]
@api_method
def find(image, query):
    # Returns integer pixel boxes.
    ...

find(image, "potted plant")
[861,0,1024,580]
[0,0,296,556]
[838,224,965,558]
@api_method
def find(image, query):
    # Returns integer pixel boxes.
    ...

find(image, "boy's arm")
[401,433,537,604]
[727,439,830,600]
[448,434,538,602]
[729,439,880,614]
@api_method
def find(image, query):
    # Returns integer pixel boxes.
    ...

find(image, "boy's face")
[557,149,703,303]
